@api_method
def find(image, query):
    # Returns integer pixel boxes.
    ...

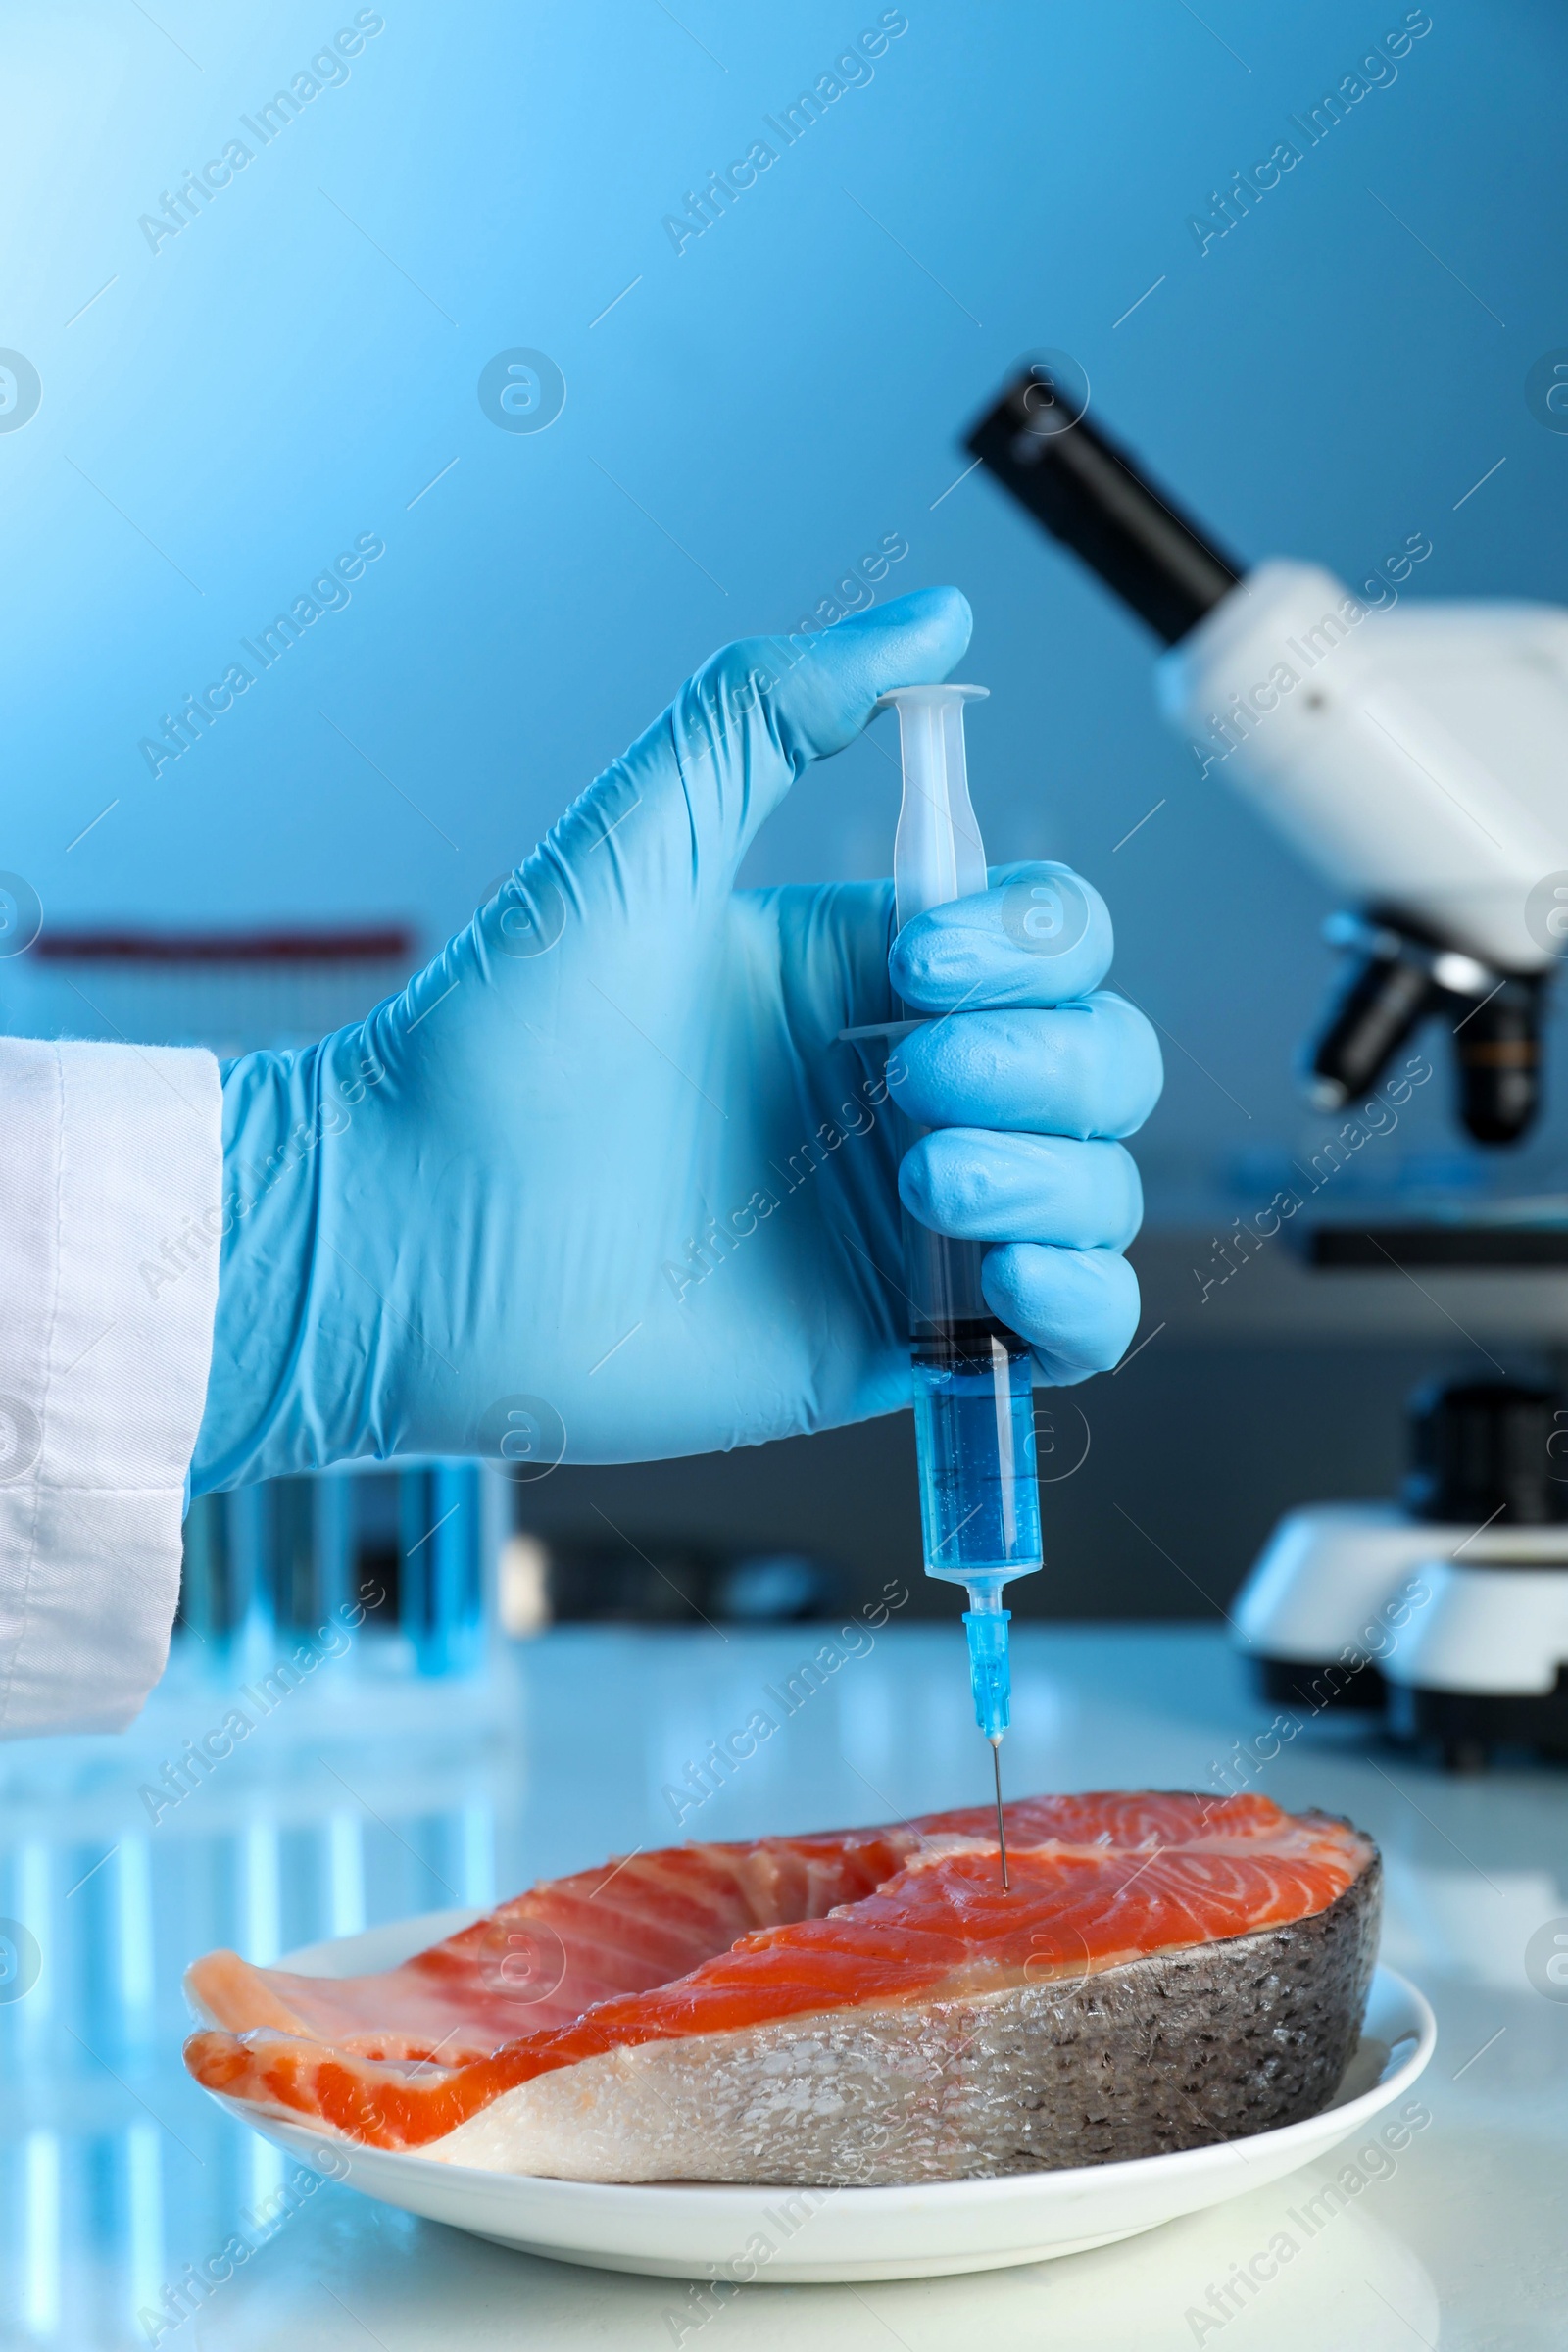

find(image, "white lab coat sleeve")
[0,1037,222,1738]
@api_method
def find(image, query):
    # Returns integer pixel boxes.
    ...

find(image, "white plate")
[197,1908,1436,2283]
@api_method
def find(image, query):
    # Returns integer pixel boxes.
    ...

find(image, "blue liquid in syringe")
[911,1336,1041,1579]
[912,1330,1041,1741]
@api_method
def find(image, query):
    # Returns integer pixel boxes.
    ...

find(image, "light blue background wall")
[2,0,1564,1211]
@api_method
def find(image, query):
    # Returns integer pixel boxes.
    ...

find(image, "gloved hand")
[191,588,1162,1491]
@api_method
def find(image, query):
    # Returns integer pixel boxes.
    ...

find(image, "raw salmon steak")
[184,1790,1379,2185]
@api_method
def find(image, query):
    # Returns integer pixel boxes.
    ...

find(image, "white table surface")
[1,1621,1565,2349]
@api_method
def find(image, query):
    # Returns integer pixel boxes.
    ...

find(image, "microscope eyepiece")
[965,368,1244,645]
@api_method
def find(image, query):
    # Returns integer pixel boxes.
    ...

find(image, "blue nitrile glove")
[190,588,1161,1491]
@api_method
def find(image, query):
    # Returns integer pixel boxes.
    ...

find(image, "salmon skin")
[185,1791,1380,2185]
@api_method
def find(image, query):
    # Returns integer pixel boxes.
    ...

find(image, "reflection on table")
[1,1626,1564,2348]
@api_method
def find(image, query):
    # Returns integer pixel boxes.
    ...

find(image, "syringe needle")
[990,1736,1009,1891]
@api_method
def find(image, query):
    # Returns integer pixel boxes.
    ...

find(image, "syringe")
[879,684,1044,1887]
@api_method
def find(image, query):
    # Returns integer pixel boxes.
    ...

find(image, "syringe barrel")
[874,677,1045,1600]
[903,1199,990,1333]
[909,1298,1042,1586]
[899,1093,1043,1591]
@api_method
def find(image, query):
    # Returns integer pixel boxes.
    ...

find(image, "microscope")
[968,362,1568,1762]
